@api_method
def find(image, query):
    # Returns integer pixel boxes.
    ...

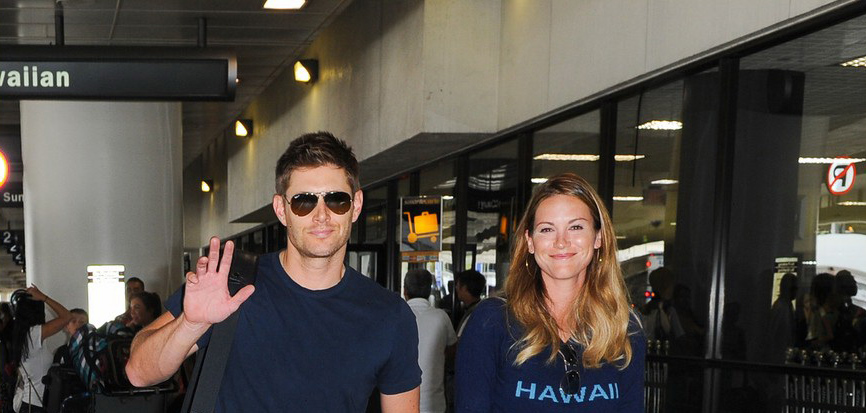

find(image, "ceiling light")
[533,154,645,162]
[441,195,454,200]
[840,56,866,67]
[651,179,678,185]
[637,120,682,130]
[531,178,548,184]
[799,157,866,164]
[838,201,866,206]
[294,59,318,83]
[0,150,8,189]
[235,119,253,137]
[201,180,213,193]
[613,155,645,161]
[263,0,306,9]
[613,196,643,202]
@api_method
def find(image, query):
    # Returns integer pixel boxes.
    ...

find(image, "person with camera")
[10,285,71,413]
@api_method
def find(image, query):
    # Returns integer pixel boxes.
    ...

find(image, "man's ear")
[273,194,288,227]
[351,189,364,223]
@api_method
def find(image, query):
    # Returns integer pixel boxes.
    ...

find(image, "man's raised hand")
[183,237,256,327]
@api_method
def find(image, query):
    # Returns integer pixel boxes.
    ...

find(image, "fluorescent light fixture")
[799,157,866,164]
[531,178,548,184]
[533,154,645,162]
[263,0,306,9]
[613,196,643,202]
[840,56,866,67]
[637,120,683,130]
[235,119,253,137]
[614,155,645,162]
[294,59,319,83]
[201,180,213,193]
[651,179,679,185]
[802,261,817,266]
[838,201,866,206]
[87,265,125,327]
[441,195,454,200]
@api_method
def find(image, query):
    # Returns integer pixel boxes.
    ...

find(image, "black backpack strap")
[181,249,259,413]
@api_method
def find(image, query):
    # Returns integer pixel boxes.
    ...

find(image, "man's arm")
[381,386,420,413]
[126,311,206,386]
[126,238,255,387]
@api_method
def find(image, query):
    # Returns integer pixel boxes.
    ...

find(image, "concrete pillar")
[20,101,183,323]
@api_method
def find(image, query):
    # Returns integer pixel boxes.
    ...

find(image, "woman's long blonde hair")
[504,173,634,369]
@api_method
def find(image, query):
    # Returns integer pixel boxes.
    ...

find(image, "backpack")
[68,321,136,392]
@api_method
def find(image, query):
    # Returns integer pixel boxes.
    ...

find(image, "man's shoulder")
[344,267,406,309]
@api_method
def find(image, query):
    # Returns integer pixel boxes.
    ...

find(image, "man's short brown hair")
[275,132,360,195]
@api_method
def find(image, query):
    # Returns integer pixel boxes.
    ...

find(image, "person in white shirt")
[10,286,72,413]
[404,269,457,413]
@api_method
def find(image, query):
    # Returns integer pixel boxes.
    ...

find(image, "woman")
[11,286,71,413]
[126,291,162,331]
[455,173,645,412]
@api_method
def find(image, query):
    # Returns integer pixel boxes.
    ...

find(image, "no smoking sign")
[827,159,856,195]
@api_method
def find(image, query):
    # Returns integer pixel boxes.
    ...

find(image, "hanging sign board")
[827,158,856,196]
[0,182,23,207]
[400,196,442,261]
[0,46,236,101]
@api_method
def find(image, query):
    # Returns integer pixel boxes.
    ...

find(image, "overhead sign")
[0,182,22,207]
[827,158,856,195]
[0,46,237,101]
[400,196,442,261]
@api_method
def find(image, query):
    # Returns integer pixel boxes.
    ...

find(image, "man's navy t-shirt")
[165,252,422,412]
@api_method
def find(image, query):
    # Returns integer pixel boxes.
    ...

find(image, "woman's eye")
[570,225,583,230]
[539,227,553,233]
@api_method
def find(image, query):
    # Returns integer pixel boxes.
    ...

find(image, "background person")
[115,277,145,325]
[454,270,486,338]
[455,173,645,412]
[404,269,457,413]
[11,286,71,413]
[126,292,162,331]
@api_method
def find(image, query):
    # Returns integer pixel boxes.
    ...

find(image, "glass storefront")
[531,110,600,188]
[466,140,519,293]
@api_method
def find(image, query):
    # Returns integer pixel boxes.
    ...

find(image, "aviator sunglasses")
[283,191,353,216]
[559,342,581,395]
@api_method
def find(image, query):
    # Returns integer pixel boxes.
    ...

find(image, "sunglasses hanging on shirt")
[559,342,582,395]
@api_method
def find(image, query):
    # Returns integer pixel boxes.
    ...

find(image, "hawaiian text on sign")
[0,66,70,88]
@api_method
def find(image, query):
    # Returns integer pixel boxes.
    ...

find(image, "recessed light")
[531,178,548,184]
[799,157,866,164]
[263,0,306,10]
[613,196,643,202]
[651,179,678,185]
[533,154,645,162]
[636,120,682,130]
[840,56,866,67]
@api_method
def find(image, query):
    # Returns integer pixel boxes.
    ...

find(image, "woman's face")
[129,297,154,327]
[525,194,601,287]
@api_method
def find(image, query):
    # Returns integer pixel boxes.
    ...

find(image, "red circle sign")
[827,159,856,195]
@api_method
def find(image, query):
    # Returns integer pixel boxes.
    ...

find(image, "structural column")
[20,101,183,321]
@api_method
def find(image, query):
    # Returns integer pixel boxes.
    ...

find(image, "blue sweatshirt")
[455,299,645,412]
